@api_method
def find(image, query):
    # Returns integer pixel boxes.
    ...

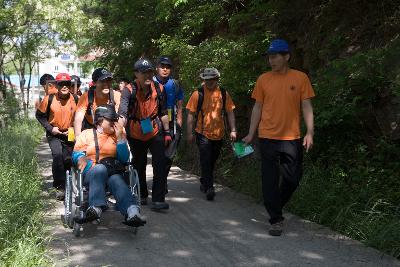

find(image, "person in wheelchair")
[72,104,145,227]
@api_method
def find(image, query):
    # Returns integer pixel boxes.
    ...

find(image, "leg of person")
[47,135,66,200]
[205,139,223,200]
[164,156,173,194]
[259,138,284,234]
[196,133,214,197]
[149,133,169,210]
[280,139,303,207]
[62,140,74,175]
[129,138,150,203]
[83,164,108,221]
[107,174,145,226]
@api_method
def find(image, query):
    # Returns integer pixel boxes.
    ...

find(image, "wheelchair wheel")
[128,166,141,208]
[64,169,78,228]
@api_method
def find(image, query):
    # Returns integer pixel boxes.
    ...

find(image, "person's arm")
[176,99,183,128]
[118,87,131,127]
[186,111,195,143]
[302,99,314,152]
[73,111,85,137]
[242,102,262,144]
[226,110,237,141]
[115,124,129,163]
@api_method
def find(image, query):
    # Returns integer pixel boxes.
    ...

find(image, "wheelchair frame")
[64,163,141,237]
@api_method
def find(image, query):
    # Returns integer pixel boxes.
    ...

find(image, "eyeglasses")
[57,81,72,88]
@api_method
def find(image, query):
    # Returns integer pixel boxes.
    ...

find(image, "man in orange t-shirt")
[36,73,77,200]
[118,58,171,211]
[186,68,237,201]
[74,68,121,136]
[243,39,315,236]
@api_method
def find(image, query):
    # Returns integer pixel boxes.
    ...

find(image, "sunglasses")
[57,81,72,88]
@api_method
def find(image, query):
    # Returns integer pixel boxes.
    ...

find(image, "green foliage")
[0,120,51,266]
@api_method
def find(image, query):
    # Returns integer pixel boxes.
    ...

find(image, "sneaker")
[269,221,283,236]
[200,184,206,193]
[140,197,148,205]
[85,206,102,222]
[206,188,215,201]
[55,189,65,201]
[124,205,146,227]
[151,202,169,211]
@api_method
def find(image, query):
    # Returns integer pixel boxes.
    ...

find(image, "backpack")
[127,81,163,121]
[46,93,79,120]
[194,86,227,134]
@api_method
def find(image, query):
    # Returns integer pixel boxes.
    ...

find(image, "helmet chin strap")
[96,125,104,134]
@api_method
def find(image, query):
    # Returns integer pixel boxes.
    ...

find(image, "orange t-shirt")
[38,93,77,131]
[129,82,165,141]
[74,129,121,163]
[76,89,121,125]
[186,86,235,140]
[251,69,315,140]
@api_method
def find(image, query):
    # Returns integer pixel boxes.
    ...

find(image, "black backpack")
[46,93,79,120]
[194,86,227,133]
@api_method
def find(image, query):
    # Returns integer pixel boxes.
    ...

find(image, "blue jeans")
[84,164,137,216]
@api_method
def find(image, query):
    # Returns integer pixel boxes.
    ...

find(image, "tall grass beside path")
[0,119,51,266]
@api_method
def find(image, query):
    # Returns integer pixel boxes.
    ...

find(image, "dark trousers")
[47,134,74,189]
[165,122,182,177]
[129,133,167,202]
[196,133,222,190]
[259,138,303,224]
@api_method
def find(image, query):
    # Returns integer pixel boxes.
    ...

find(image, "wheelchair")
[63,163,141,237]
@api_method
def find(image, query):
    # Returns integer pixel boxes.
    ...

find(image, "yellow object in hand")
[68,127,75,142]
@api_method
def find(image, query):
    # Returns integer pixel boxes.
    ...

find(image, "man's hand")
[164,130,172,146]
[114,122,124,141]
[52,126,66,136]
[77,156,88,171]
[303,133,314,152]
[230,131,237,141]
[242,133,254,145]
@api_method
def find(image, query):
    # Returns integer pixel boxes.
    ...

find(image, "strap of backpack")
[154,81,163,117]
[220,87,229,136]
[86,88,95,126]
[93,128,100,164]
[128,82,138,120]
[194,86,204,134]
[46,94,55,121]
[109,88,115,106]
[73,94,79,105]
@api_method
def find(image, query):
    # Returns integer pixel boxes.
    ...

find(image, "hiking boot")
[55,189,65,201]
[206,188,215,201]
[269,221,283,236]
[140,197,148,205]
[85,206,102,222]
[200,184,206,193]
[151,202,169,211]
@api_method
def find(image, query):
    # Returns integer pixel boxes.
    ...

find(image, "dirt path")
[37,138,399,267]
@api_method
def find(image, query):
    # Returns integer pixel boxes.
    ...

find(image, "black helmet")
[70,75,81,86]
[39,74,54,86]
[94,105,119,125]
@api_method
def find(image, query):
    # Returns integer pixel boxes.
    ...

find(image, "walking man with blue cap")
[243,39,315,236]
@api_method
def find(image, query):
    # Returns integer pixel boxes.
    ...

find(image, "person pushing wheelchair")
[72,104,146,227]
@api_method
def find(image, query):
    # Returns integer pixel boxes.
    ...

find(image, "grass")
[0,119,51,266]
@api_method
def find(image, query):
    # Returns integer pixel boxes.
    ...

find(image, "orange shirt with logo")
[129,82,166,141]
[74,129,122,163]
[186,86,235,140]
[76,90,121,125]
[251,69,315,140]
[38,94,77,131]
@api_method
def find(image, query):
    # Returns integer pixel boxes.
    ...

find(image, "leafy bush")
[0,119,51,266]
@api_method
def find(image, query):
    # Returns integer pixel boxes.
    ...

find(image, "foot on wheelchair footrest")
[123,215,146,227]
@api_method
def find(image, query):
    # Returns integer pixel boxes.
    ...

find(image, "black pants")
[47,134,74,189]
[129,134,166,202]
[259,138,303,224]
[196,133,222,190]
[165,123,182,177]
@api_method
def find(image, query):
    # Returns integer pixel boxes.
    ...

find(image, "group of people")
[35,39,315,236]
